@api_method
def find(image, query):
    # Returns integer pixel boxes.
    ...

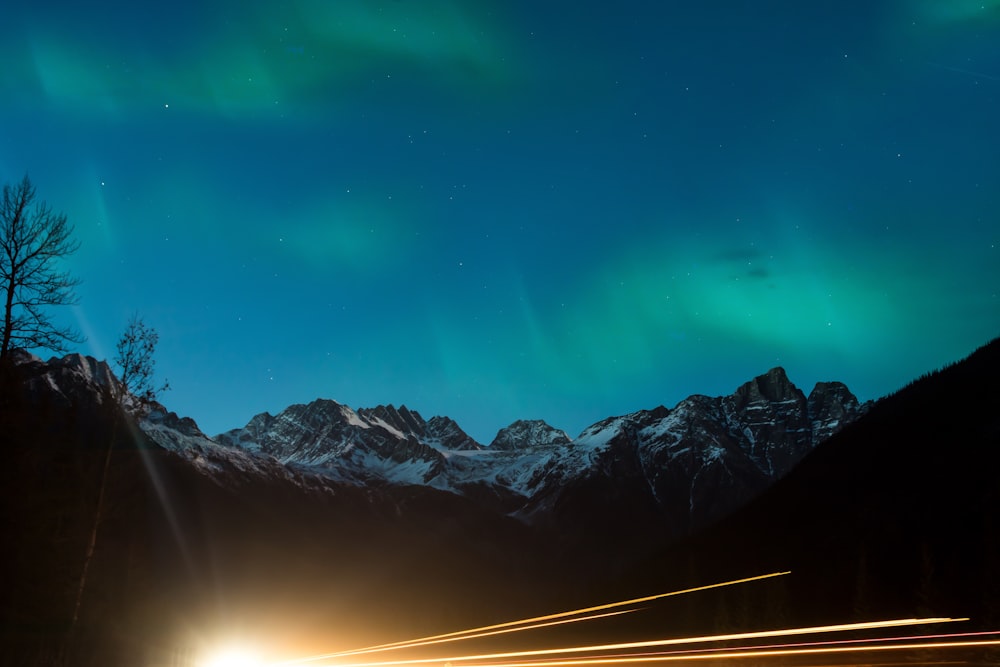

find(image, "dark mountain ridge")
[5,341,997,665]
[612,337,1000,639]
[0,353,558,666]
[212,365,867,546]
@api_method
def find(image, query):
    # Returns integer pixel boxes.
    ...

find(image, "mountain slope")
[216,367,867,542]
[0,353,560,667]
[0,349,883,667]
[620,337,1000,635]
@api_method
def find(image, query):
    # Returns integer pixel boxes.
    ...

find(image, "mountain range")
[2,339,998,667]
[143,357,868,543]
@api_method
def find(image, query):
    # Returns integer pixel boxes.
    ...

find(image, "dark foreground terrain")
[2,338,998,665]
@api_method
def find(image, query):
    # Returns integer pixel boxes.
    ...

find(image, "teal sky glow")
[2,1,997,442]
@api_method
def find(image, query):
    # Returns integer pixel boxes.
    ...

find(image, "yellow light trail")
[535,629,1000,662]
[293,608,640,663]
[451,638,1000,666]
[299,617,965,667]
[274,571,791,665]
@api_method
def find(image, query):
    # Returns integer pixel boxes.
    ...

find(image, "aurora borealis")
[1,1,997,442]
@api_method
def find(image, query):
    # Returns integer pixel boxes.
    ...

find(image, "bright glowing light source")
[201,646,262,667]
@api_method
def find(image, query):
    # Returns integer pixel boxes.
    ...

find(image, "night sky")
[2,1,997,443]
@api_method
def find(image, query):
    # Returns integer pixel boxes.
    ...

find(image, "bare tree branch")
[113,313,169,410]
[0,174,83,359]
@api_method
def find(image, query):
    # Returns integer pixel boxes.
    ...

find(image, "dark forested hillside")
[616,337,1000,637]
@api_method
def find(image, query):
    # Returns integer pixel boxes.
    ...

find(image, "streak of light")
[271,608,638,667]
[273,571,791,665]
[790,663,967,667]
[291,617,965,667]
[449,637,1000,666]
[790,664,968,667]
[503,628,1000,663]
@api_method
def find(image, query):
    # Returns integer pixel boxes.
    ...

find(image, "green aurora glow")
[1,0,997,441]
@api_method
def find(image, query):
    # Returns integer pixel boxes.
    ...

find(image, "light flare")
[273,572,791,665]
[448,637,1000,666]
[294,618,966,667]
[266,574,997,667]
[202,645,262,667]
[514,628,1000,663]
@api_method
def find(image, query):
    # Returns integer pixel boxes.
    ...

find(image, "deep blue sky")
[2,1,997,443]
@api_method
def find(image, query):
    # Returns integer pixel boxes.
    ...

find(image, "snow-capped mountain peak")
[489,419,571,450]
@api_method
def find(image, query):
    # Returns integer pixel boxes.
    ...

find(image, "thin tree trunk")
[1,276,15,359]
[68,412,119,651]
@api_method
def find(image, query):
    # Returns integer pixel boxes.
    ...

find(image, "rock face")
[358,404,483,452]
[15,351,118,408]
[489,419,572,450]
[215,366,869,538]
[536,370,868,545]
[215,400,452,485]
[808,381,864,443]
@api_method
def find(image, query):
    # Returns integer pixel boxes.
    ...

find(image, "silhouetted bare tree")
[113,312,169,409]
[71,314,167,644]
[0,174,83,359]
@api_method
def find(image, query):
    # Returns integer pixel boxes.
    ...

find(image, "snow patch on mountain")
[342,405,370,429]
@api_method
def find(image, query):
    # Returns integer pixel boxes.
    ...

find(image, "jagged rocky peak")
[724,367,810,434]
[214,395,451,471]
[807,381,867,444]
[141,402,223,455]
[424,415,483,451]
[215,410,278,451]
[732,367,805,408]
[711,368,870,477]
[808,381,861,416]
[224,398,354,436]
[358,404,425,436]
[278,398,360,433]
[8,348,43,366]
[12,350,120,407]
[213,397,368,464]
[489,419,571,450]
[145,404,206,438]
[61,352,116,389]
[355,404,483,450]
[720,368,812,477]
